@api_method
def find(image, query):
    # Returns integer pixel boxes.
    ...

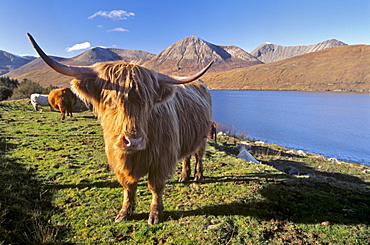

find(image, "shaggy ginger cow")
[28,33,213,225]
[48,87,77,120]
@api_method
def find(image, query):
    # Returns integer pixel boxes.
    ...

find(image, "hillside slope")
[251,39,347,63]
[203,45,370,92]
[0,50,35,76]
[5,48,154,87]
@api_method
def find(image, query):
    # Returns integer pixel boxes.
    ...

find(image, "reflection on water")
[211,90,370,166]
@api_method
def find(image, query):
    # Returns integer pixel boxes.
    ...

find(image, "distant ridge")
[70,47,155,65]
[0,50,36,76]
[251,39,347,63]
[5,48,155,86]
[203,44,370,92]
[143,36,262,74]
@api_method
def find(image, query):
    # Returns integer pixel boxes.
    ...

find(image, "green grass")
[1,99,370,244]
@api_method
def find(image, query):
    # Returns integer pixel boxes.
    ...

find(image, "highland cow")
[27,33,213,225]
[48,87,77,120]
[30,93,50,111]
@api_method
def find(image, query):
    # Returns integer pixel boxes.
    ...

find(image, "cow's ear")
[156,82,175,104]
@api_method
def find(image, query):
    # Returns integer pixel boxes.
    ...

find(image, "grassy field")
[1,99,369,244]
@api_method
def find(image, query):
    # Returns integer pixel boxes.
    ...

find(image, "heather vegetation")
[1,99,369,244]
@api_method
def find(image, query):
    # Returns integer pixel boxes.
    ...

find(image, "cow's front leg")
[148,175,165,225]
[179,156,191,182]
[115,176,138,223]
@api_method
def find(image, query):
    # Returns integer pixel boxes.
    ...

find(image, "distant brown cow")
[48,87,77,120]
[28,33,213,225]
[209,121,217,142]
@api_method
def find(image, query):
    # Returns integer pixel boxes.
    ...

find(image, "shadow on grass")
[119,172,368,226]
[267,158,369,185]
[0,135,70,244]
[209,140,305,159]
[42,140,369,228]
[67,169,370,226]
[134,142,370,225]
[47,172,283,191]
[172,176,369,224]
[47,181,121,190]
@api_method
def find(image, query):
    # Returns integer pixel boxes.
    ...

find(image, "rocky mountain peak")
[143,36,262,74]
[311,39,348,51]
[153,36,226,63]
[251,39,348,63]
[71,47,122,65]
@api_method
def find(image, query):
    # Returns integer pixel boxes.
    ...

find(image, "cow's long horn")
[157,60,214,84]
[27,33,94,77]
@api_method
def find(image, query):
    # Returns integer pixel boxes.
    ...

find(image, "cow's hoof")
[114,209,132,223]
[148,206,163,225]
[178,175,190,182]
[193,174,204,182]
[148,213,161,225]
[115,214,125,223]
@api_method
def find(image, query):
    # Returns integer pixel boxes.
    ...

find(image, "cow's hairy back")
[155,81,212,159]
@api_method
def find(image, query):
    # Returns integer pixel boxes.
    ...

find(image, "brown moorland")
[203,45,370,91]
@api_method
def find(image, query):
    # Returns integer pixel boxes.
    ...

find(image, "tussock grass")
[1,99,369,244]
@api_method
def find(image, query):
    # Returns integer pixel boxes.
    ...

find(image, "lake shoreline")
[209,88,370,93]
[244,136,370,168]
[211,90,370,169]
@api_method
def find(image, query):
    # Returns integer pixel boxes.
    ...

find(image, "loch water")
[210,90,370,166]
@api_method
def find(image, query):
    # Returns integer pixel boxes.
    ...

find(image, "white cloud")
[66,42,91,52]
[88,10,135,20]
[107,27,129,32]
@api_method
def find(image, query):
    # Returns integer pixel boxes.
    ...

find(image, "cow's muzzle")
[114,135,145,151]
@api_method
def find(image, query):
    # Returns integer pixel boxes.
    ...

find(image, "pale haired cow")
[28,33,213,225]
[30,93,51,111]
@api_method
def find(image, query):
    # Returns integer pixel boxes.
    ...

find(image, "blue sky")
[1,0,369,58]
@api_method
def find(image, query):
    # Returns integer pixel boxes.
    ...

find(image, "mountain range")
[0,51,36,76]
[4,47,156,87]
[2,37,369,91]
[250,39,348,63]
[203,44,370,92]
